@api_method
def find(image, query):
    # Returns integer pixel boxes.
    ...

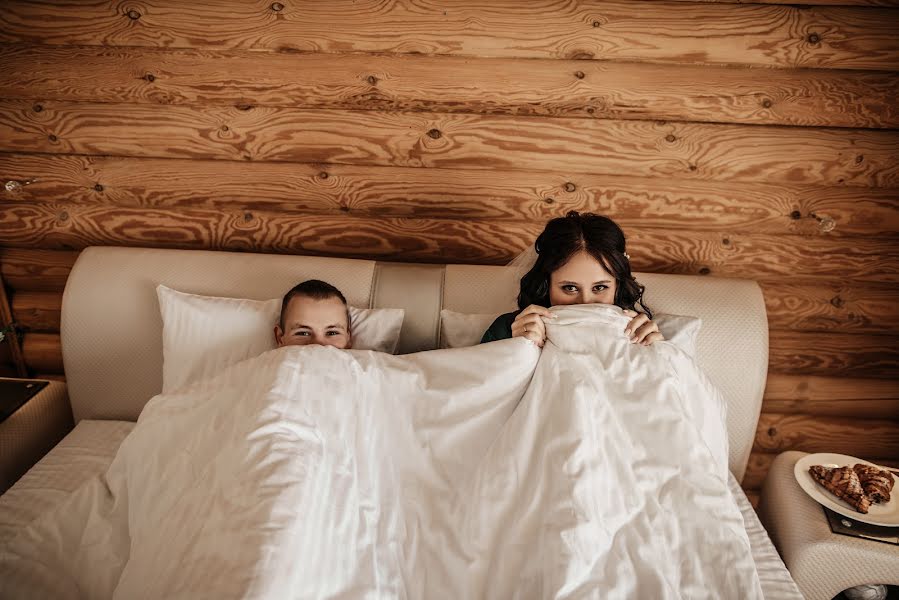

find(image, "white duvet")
[0,304,762,599]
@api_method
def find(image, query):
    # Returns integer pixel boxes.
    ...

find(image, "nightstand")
[758,451,899,600]
[0,378,74,494]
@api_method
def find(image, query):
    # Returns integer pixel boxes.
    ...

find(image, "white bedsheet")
[1,304,765,599]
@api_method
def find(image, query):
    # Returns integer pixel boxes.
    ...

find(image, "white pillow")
[157,285,405,392]
[440,308,702,357]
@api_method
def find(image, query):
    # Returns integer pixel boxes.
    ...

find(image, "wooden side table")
[758,451,899,600]
[0,378,73,494]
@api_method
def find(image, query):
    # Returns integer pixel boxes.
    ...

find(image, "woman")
[480,211,662,348]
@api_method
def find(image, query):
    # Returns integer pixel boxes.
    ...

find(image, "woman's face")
[549,250,617,306]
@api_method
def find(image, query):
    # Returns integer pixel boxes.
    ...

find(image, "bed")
[0,246,802,598]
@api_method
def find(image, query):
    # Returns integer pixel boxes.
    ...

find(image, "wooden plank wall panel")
[0,0,897,505]
[2,45,898,129]
[2,101,898,188]
[1,1,898,70]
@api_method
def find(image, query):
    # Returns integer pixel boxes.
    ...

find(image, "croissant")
[853,464,894,504]
[808,465,871,514]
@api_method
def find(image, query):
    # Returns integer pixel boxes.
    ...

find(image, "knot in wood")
[855,154,864,164]
[761,99,773,109]
[830,295,845,308]
[767,427,777,437]
[126,9,141,20]
[544,197,555,204]
[145,73,156,83]
[592,20,602,27]
[790,210,802,220]
[574,71,585,80]
[220,125,230,132]
[665,134,676,143]
[318,171,329,180]
[564,182,576,193]
[48,134,58,142]
[58,210,69,222]
[93,183,104,192]
[339,204,350,213]
[243,212,253,222]
[33,104,43,113]
[807,33,820,44]
[426,128,442,139]
[235,103,254,111]
[367,75,378,85]
[688,164,697,172]
[698,267,711,275]
[271,2,284,11]
[586,107,595,115]
[722,237,730,246]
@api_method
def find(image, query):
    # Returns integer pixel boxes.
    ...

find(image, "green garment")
[479,310,521,343]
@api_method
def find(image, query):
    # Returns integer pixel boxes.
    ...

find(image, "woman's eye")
[562,285,578,292]
[593,285,608,292]
[294,331,309,337]
[326,331,340,336]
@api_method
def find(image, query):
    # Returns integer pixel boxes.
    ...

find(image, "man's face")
[274,295,352,349]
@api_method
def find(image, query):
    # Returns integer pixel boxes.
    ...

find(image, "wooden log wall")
[0,0,897,505]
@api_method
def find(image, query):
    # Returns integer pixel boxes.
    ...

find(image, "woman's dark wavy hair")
[517,211,652,317]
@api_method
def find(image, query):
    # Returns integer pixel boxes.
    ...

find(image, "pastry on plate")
[853,464,894,504]
[808,465,871,514]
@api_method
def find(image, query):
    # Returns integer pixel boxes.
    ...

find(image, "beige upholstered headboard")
[61,246,768,481]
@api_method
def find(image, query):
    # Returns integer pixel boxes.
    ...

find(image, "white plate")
[794,453,899,527]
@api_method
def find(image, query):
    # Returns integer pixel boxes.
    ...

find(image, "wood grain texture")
[769,329,899,379]
[761,281,899,334]
[2,102,898,188]
[763,373,899,418]
[3,203,898,282]
[676,0,899,6]
[0,1,897,70]
[2,154,896,238]
[11,290,61,332]
[20,332,63,374]
[743,451,899,490]
[765,373,899,401]
[0,248,78,292]
[3,45,898,129]
[754,413,899,456]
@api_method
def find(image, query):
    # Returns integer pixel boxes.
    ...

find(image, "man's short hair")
[279,279,348,330]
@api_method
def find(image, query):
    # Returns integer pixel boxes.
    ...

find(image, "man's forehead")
[284,296,349,324]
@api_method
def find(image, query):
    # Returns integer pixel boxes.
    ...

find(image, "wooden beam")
[769,329,899,379]
[2,203,898,282]
[0,1,897,70]
[20,332,62,374]
[2,101,898,188]
[11,290,61,332]
[2,154,897,238]
[2,45,897,129]
[762,281,899,335]
[0,248,79,292]
[763,373,899,418]
[753,413,899,456]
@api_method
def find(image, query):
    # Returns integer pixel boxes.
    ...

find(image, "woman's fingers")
[624,313,648,339]
[641,331,665,346]
[512,308,549,347]
[633,319,662,344]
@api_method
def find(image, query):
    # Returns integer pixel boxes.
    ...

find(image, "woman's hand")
[511,305,554,348]
[623,310,664,346]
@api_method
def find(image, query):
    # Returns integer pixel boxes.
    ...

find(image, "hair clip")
[623,251,630,259]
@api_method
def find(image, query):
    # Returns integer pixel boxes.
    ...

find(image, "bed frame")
[60,246,768,481]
